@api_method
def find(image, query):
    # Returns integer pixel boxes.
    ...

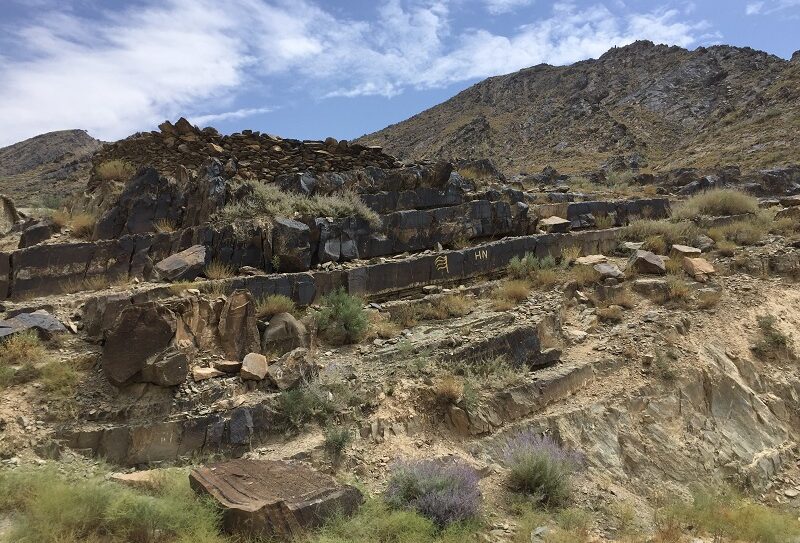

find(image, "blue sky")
[0,0,798,146]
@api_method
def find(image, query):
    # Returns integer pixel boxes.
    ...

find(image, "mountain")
[0,129,103,206]
[358,41,800,176]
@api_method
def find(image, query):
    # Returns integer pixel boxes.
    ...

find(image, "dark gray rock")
[102,302,176,386]
[0,310,66,340]
[155,245,207,281]
[139,346,190,386]
[18,220,53,248]
[262,312,308,355]
[628,250,666,275]
[272,218,311,272]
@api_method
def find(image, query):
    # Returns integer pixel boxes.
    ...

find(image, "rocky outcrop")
[90,118,397,190]
[189,459,363,539]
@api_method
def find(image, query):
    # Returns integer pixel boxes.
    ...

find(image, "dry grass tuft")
[665,257,684,276]
[69,212,97,239]
[95,159,135,182]
[569,265,600,286]
[716,240,736,256]
[153,218,176,233]
[673,189,759,219]
[434,375,463,406]
[368,312,402,340]
[560,246,582,265]
[255,294,296,318]
[204,260,234,280]
[596,305,624,323]
[0,331,47,367]
[594,213,615,229]
[643,235,667,255]
[491,280,531,310]
[216,182,380,226]
[624,219,697,247]
[695,289,722,310]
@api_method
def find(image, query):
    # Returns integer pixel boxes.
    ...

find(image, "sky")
[0,0,798,147]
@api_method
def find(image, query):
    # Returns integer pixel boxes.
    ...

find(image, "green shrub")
[673,189,759,219]
[323,425,352,466]
[661,486,800,543]
[751,315,796,363]
[0,466,224,543]
[279,385,332,429]
[498,432,582,506]
[315,288,368,345]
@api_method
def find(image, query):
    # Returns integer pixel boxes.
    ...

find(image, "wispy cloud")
[0,0,710,145]
[745,0,800,14]
[190,107,273,125]
[484,0,534,14]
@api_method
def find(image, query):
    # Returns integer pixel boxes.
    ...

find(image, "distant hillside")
[358,41,800,176]
[0,130,103,206]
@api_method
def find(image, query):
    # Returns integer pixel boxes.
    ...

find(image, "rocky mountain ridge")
[358,41,800,176]
[0,129,103,205]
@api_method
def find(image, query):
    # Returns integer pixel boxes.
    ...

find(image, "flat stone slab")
[189,459,362,539]
[575,254,607,265]
[0,310,66,340]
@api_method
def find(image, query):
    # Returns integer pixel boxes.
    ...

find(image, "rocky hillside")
[0,129,103,206]
[359,41,800,176]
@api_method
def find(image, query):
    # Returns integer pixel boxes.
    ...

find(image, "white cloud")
[190,107,273,126]
[746,0,800,14]
[0,0,709,145]
[484,0,534,14]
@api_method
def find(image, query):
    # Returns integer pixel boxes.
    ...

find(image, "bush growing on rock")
[323,424,352,467]
[673,189,759,219]
[623,219,697,247]
[95,159,135,182]
[204,260,234,280]
[751,314,796,363]
[256,294,296,318]
[314,288,368,345]
[385,460,481,527]
[498,432,582,506]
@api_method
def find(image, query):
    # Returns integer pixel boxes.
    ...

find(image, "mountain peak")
[358,42,799,175]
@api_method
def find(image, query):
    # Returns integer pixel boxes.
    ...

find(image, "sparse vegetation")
[367,311,402,339]
[69,212,97,239]
[323,424,352,467]
[255,293,296,318]
[751,314,796,363]
[204,260,234,280]
[560,246,582,265]
[594,213,615,229]
[434,375,463,406]
[0,466,224,543]
[279,384,333,429]
[95,159,135,182]
[385,460,481,527]
[490,280,530,310]
[652,350,677,383]
[215,182,380,226]
[415,294,473,321]
[498,432,582,506]
[568,265,600,286]
[695,289,722,309]
[153,218,176,233]
[656,485,800,543]
[673,189,759,220]
[596,305,624,322]
[623,219,697,247]
[716,240,736,256]
[0,331,47,367]
[315,288,368,345]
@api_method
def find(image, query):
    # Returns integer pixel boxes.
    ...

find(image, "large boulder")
[272,218,311,272]
[262,313,308,355]
[539,216,571,233]
[102,302,177,385]
[155,245,207,281]
[18,220,54,249]
[683,257,716,283]
[139,346,191,386]
[266,347,315,390]
[218,290,260,360]
[240,352,268,381]
[628,250,666,275]
[189,459,363,539]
